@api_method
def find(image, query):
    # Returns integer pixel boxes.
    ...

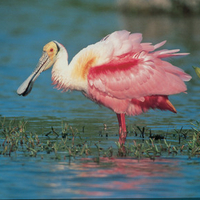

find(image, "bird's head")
[17,41,61,96]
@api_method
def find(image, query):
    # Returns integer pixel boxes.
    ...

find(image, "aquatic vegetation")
[193,66,200,78]
[0,117,199,161]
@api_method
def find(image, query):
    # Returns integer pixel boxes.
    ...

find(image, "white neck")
[51,44,89,93]
[52,47,71,91]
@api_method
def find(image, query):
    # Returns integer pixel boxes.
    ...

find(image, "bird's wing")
[88,56,189,101]
[87,33,191,101]
[69,30,191,97]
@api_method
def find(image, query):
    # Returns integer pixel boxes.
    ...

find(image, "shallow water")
[1,157,200,198]
[0,0,200,198]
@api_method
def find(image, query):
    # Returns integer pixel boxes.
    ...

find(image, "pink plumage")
[87,31,191,116]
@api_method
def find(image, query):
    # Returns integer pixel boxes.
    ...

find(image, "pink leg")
[117,113,127,145]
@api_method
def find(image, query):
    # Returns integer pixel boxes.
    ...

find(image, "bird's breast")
[70,49,99,81]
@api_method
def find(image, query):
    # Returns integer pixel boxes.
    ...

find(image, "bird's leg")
[117,113,127,145]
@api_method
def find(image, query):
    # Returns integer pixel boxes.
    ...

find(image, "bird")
[17,30,192,146]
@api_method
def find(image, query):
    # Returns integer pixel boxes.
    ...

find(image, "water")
[0,0,200,198]
[0,157,199,199]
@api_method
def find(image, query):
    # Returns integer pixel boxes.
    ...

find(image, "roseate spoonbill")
[17,30,191,145]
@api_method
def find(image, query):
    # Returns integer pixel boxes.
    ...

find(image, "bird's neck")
[51,48,89,93]
[51,49,71,91]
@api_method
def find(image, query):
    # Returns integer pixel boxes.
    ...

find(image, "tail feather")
[164,99,177,113]
[128,95,177,116]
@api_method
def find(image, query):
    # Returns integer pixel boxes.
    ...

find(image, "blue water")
[0,0,200,198]
[1,157,200,198]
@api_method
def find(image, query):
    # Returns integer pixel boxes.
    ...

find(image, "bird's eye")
[50,48,54,52]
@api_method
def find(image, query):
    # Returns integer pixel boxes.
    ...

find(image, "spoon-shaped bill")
[17,52,50,96]
[17,73,36,96]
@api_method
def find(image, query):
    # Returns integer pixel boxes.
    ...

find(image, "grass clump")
[0,118,91,159]
[0,117,199,161]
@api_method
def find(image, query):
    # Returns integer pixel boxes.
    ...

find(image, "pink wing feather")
[87,30,191,116]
